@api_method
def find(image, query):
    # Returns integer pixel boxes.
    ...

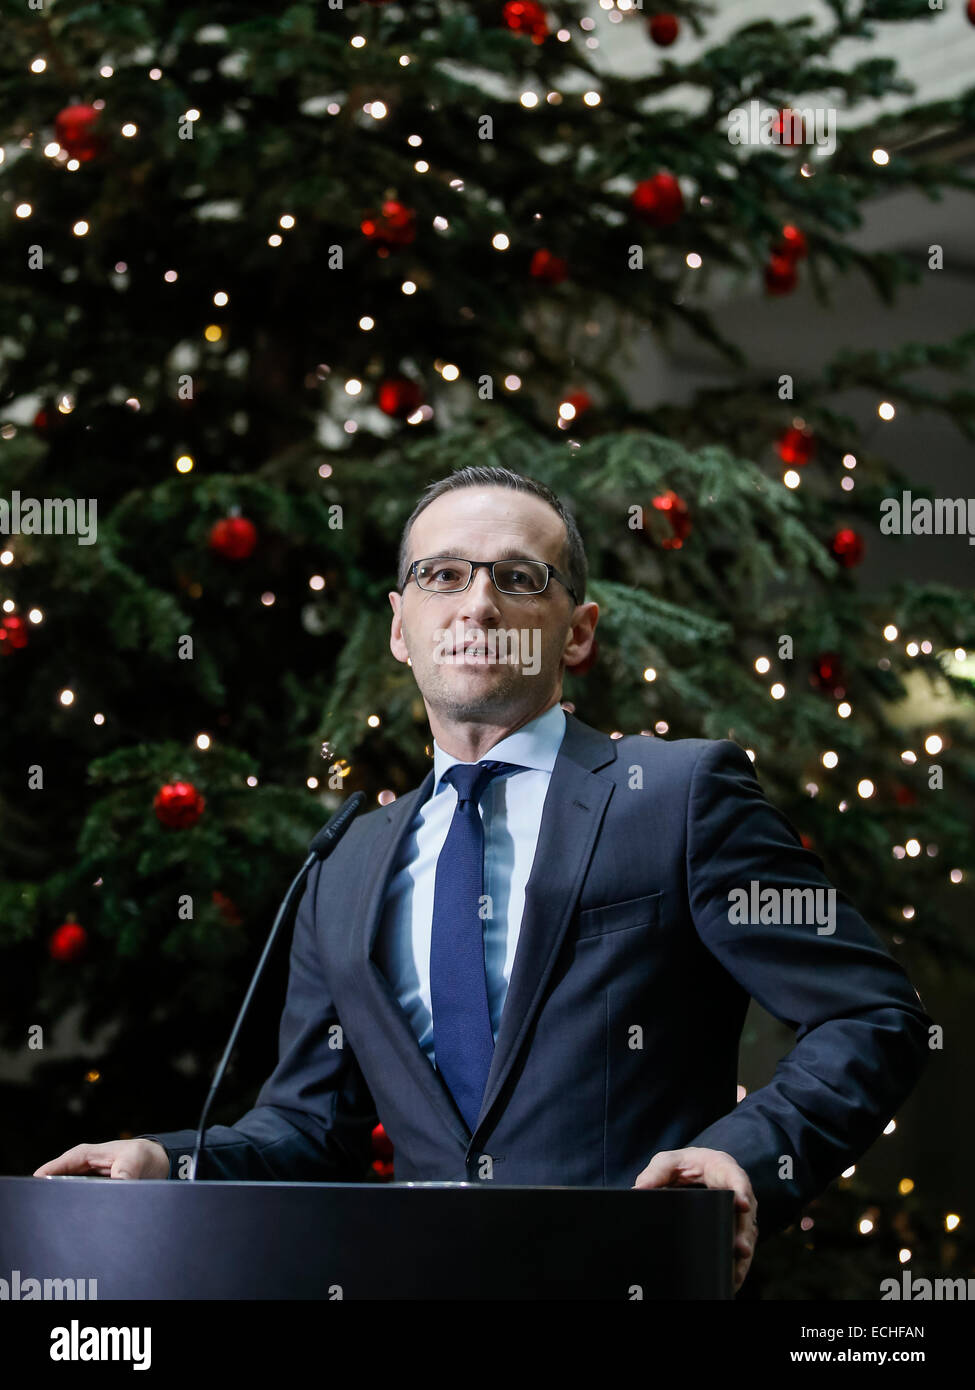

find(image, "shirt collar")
[432,701,567,796]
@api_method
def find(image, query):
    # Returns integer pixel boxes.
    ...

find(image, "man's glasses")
[403,557,579,605]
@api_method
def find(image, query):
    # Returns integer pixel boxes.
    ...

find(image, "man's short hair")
[397,466,587,605]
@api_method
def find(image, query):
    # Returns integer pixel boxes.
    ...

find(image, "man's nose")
[458,566,502,623]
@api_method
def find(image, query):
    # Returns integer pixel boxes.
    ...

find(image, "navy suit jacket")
[144,713,933,1238]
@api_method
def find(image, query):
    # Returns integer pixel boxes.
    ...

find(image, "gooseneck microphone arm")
[189,792,366,1181]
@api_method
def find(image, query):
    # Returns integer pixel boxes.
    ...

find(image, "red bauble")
[566,637,599,676]
[776,424,815,466]
[49,921,88,962]
[371,1122,394,1180]
[647,14,679,46]
[630,173,684,228]
[894,783,918,807]
[208,516,258,560]
[799,833,815,851]
[0,615,29,653]
[212,890,242,926]
[968,0,975,23]
[378,377,424,419]
[360,200,416,249]
[771,108,806,146]
[651,490,691,549]
[154,781,206,829]
[529,248,568,284]
[772,224,808,261]
[764,253,798,295]
[562,390,592,419]
[809,652,847,697]
[502,0,549,43]
[830,528,864,567]
[54,103,103,162]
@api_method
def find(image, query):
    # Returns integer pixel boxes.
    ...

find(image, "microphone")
[189,792,366,1180]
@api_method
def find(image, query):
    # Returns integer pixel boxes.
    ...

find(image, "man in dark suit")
[36,466,933,1294]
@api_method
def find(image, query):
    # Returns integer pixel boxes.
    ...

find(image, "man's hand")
[33,1139,170,1181]
[633,1146,758,1293]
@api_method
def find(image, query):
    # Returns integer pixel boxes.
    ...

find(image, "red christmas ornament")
[764,253,798,295]
[562,390,592,419]
[0,615,29,653]
[799,833,815,851]
[647,14,679,46]
[49,920,88,962]
[212,890,242,926]
[378,377,424,419]
[360,200,416,249]
[529,248,568,284]
[968,0,975,23]
[154,781,206,829]
[54,104,103,162]
[776,424,815,466]
[772,224,808,261]
[502,0,549,43]
[630,173,684,228]
[809,652,847,697]
[894,783,918,807]
[651,490,691,549]
[371,1122,394,1181]
[771,108,806,146]
[566,637,599,676]
[829,528,865,568]
[208,516,258,560]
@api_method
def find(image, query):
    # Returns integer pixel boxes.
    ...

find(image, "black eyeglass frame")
[402,557,579,606]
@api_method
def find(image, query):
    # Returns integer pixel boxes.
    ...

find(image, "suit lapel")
[352,714,619,1148]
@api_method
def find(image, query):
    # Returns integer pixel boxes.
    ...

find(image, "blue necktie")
[430,759,524,1131]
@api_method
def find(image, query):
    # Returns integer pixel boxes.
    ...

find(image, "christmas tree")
[2,0,974,1298]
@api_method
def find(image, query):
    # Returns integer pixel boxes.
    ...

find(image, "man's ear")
[389,590,409,663]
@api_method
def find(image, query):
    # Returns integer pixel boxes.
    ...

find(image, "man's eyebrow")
[424,548,546,562]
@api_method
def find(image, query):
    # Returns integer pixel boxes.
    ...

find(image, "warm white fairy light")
[883,624,898,641]
[905,839,921,857]
[268,233,283,246]
[213,291,228,306]
[924,733,943,754]
[2,600,14,613]
[175,455,193,473]
[492,233,510,250]
[901,749,916,763]
[872,148,889,165]
[59,688,74,706]
[583,91,601,106]
[401,280,417,295]
[837,701,852,718]
[643,667,656,682]
[504,375,521,391]
[378,789,397,805]
[204,324,221,342]
[433,216,449,231]
[121,123,138,138]
[344,378,362,395]
[899,1249,911,1264]
[369,101,387,119]
[15,203,32,219]
[769,683,785,700]
[783,470,801,489]
[73,220,89,236]
[308,575,325,591]
[858,1217,874,1234]
[440,364,459,381]
[950,869,963,883]
[307,776,319,788]
[745,749,756,762]
[520,91,539,108]
[841,476,854,492]
[843,453,856,468]
[66,160,80,171]
[878,401,895,420]
[754,656,771,673]
[196,733,211,750]
[946,1214,961,1231]
[414,160,429,173]
[31,57,47,72]
[58,394,74,413]
[686,253,702,269]
[28,608,43,623]
[246,775,258,787]
[164,270,178,282]
[260,592,275,606]
[822,751,838,769]
[857,779,875,798]
[0,551,13,566]
[44,142,59,156]
[100,65,113,78]
[884,1120,896,1135]
[920,639,932,654]
[185,109,200,122]
[655,720,669,735]
[841,1165,856,1178]
[359,316,374,331]
[149,68,162,80]
[318,463,333,478]
[557,29,571,41]
[351,34,366,47]
[559,401,577,421]
[367,714,381,728]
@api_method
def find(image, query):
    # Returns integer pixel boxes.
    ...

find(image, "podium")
[0,1176,734,1299]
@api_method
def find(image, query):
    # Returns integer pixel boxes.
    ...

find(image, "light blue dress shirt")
[375,700,568,1067]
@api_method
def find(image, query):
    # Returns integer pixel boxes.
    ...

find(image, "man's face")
[388,487,591,726]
